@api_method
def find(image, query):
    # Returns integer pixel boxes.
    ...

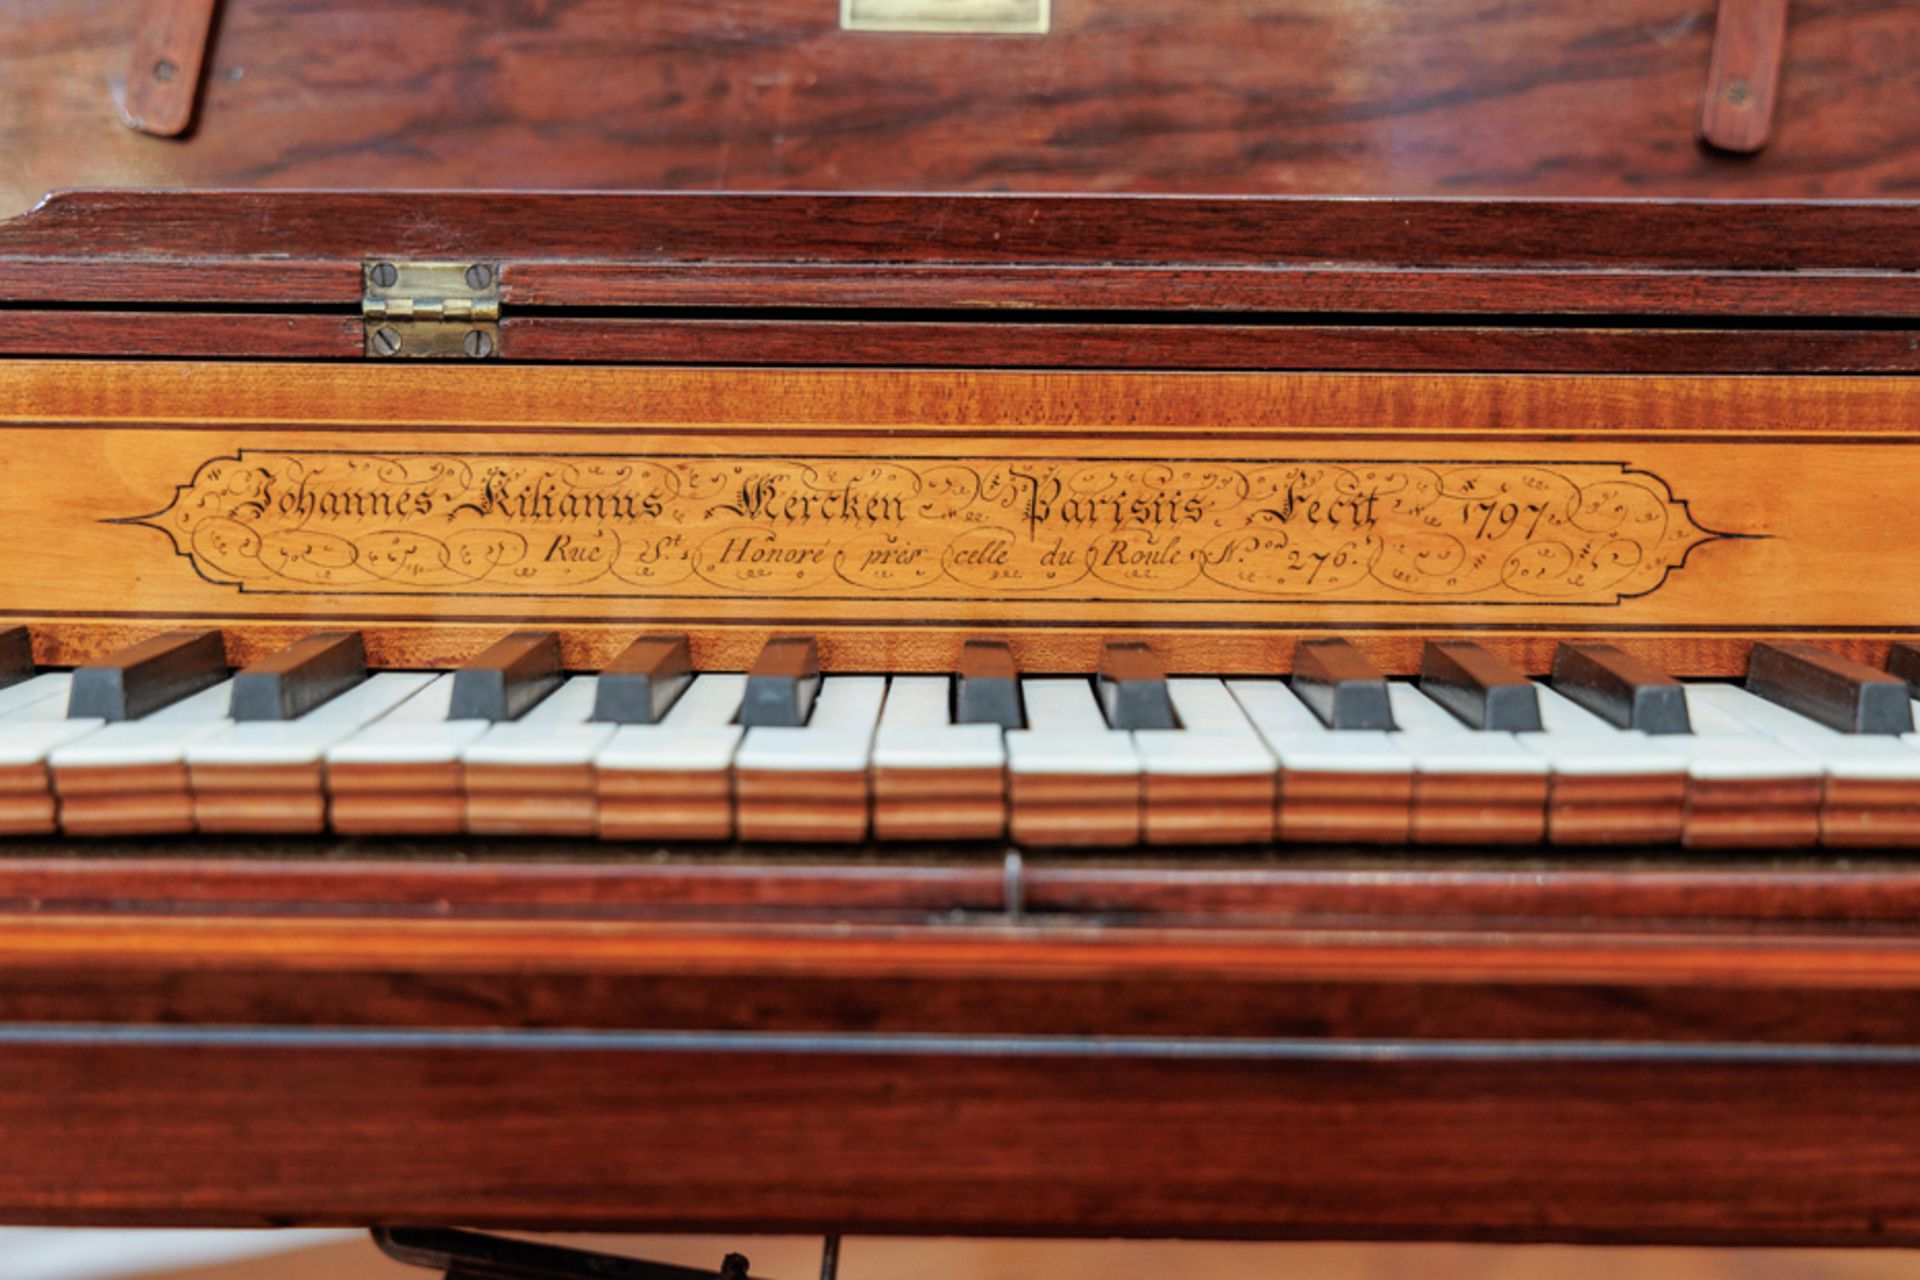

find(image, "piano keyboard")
[5,626,1920,847]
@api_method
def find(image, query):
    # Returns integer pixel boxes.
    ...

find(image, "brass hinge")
[363,260,501,359]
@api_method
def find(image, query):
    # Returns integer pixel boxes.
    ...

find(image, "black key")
[229,631,368,722]
[449,631,564,721]
[0,627,34,691]
[592,634,694,725]
[68,628,228,722]
[740,635,821,728]
[954,638,1023,728]
[1096,640,1177,730]
[1887,643,1920,698]
[1290,639,1394,730]
[1419,640,1542,732]
[1551,642,1691,735]
[1748,641,1913,735]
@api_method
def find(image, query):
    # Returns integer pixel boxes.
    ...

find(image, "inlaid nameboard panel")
[2,362,1918,674]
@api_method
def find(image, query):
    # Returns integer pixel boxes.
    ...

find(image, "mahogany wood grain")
[7,1034,1920,1243]
[13,849,1920,922]
[10,0,1920,218]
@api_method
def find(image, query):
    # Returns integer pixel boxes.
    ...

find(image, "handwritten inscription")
[128,452,1716,604]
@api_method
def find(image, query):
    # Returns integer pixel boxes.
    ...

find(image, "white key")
[0,674,104,766]
[735,676,887,773]
[326,674,489,767]
[1228,679,1412,776]
[49,680,235,768]
[1134,679,1274,776]
[1388,683,1546,775]
[1689,681,1920,782]
[1005,679,1137,775]
[1519,683,1689,777]
[188,672,434,767]
[0,673,67,720]
[872,675,1005,771]
[596,673,747,772]
[463,675,615,768]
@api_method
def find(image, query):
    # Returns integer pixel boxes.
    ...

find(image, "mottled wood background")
[7,0,1920,216]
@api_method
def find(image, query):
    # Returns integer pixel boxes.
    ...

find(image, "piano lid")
[1,190,1918,368]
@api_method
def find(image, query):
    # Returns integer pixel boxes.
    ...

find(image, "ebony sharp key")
[1748,641,1914,734]
[1419,640,1543,732]
[1290,639,1394,730]
[592,634,694,725]
[0,627,33,691]
[739,635,822,728]
[954,638,1023,728]
[1888,643,1920,698]
[448,631,564,721]
[1551,642,1691,735]
[1096,640,1178,730]
[67,628,229,722]
[229,631,368,722]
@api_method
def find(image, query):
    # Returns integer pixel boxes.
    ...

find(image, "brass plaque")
[842,0,1049,34]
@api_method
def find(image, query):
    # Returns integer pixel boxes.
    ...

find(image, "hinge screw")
[370,326,403,357]
[463,330,495,358]
[465,264,494,290]
[368,262,399,288]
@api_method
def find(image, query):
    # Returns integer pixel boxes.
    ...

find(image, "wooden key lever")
[375,1227,840,1280]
